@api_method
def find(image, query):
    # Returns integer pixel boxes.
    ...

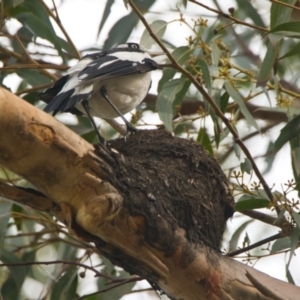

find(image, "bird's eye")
[130,43,139,49]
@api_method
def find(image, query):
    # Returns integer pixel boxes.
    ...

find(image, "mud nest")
[107,129,234,253]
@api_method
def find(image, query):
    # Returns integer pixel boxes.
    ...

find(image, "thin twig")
[226,233,282,257]
[128,0,280,215]
[270,0,300,11]
[15,83,53,95]
[13,35,58,81]
[0,64,68,71]
[74,276,144,300]
[0,260,115,281]
[188,0,268,32]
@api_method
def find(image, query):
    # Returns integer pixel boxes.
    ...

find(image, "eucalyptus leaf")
[270,0,295,29]
[271,237,291,253]
[287,227,300,267]
[197,128,214,155]
[140,20,167,49]
[270,21,300,35]
[157,78,187,131]
[0,250,27,291]
[0,200,12,256]
[158,46,191,92]
[256,41,278,87]
[51,267,78,300]
[97,0,115,38]
[240,158,252,174]
[225,82,259,131]
[274,114,300,153]
[103,12,138,49]
[235,198,269,211]
[229,220,253,251]
[198,59,211,94]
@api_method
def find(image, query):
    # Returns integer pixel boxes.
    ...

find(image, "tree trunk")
[0,86,299,300]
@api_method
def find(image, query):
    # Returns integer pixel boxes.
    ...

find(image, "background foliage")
[1,0,300,299]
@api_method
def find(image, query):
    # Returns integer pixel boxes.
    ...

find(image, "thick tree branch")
[0,87,299,300]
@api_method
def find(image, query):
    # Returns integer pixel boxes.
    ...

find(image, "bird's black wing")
[38,75,69,104]
[78,57,158,81]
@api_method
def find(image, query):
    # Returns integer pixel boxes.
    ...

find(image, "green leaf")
[270,21,300,34]
[103,12,138,49]
[274,114,300,153]
[256,41,278,87]
[286,268,295,284]
[157,78,187,131]
[211,42,221,67]
[9,0,68,60]
[229,220,253,251]
[287,227,300,267]
[270,0,295,29]
[16,69,51,86]
[51,267,78,300]
[271,237,291,253]
[279,41,300,60]
[0,200,12,256]
[158,46,191,92]
[224,82,259,131]
[140,20,167,49]
[97,0,115,38]
[198,59,211,94]
[292,212,300,228]
[219,92,229,113]
[197,128,214,155]
[0,249,27,291]
[236,0,266,28]
[235,197,269,211]
[240,158,252,174]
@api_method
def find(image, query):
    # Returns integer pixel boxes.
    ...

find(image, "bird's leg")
[81,99,106,145]
[100,87,137,134]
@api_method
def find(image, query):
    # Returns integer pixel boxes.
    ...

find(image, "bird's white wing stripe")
[109,51,151,64]
[58,75,80,94]
[97,59,118,70]
[67,57,93,74]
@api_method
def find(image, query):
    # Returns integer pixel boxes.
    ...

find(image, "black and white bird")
[39,43,159,144]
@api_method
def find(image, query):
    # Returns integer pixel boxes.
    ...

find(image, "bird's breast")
[87,72,152,119]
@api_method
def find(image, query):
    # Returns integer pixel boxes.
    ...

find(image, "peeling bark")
[0,87,299,300]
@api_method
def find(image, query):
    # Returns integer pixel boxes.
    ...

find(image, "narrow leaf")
[197,128,214,155]
[198,59,211,94]
[270,0,295,29]
[235,198,269,211]
[140,20,167,49]
[97,0,115,38]
[287,227,300,267]
[0,200,12,256]
[103,12,138,49]
[236,0,265,28]
[256,42,277,87]
[271,237,291,253]
[51,267,78,300]
[270,21,300,34]
[279,42,300,60]
[225,82,259,131]
[292,212,300,228]
[157,78,187,131]
[158,46,191,92]
[229,220,253,251]
[274,114,300,153]
[240,158,252,174]
[0,250,27,291]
